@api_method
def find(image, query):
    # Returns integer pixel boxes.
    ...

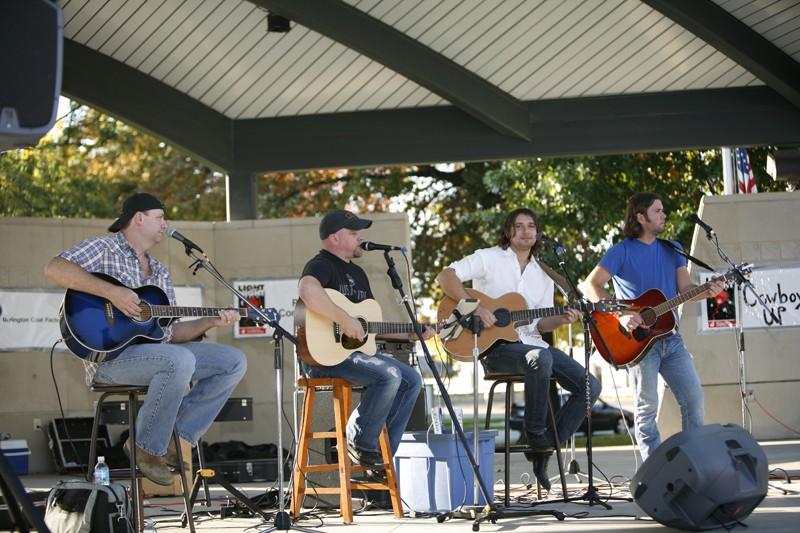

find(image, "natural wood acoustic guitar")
[294,288,443,367]
[436,288,626,362]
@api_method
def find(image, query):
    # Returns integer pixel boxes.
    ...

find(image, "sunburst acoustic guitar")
[589,267,747,368]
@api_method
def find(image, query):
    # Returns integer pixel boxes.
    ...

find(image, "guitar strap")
[537,259,578,300]
[658,238,715,272]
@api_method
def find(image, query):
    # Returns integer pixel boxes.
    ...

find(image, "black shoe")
[351,469,387,484]
[346,442,386,470]
[532,451,553,491]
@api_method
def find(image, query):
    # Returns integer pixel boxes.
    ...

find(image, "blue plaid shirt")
[59,232,176,305]
[59,232,176,382]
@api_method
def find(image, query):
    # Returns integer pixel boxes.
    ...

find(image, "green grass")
[441,418,636,448]
[572,433,635,447]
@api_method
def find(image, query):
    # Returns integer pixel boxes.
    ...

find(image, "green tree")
[1,105,226,221]
[3,104,786,299]
[256,148,783,297]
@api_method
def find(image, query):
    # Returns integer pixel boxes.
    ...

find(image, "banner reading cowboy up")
[700,264,800,331]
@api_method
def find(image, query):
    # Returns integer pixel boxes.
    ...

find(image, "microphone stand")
[541,242,631,509]
[696,227,776,430]
[379,251,492,508]
[379,251,565,528]
[181,246,316,533]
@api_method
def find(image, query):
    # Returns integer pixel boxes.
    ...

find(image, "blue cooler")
[1,439,31,475]
[394,430,496,513]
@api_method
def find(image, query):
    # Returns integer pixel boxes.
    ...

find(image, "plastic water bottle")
[93,456,110,486]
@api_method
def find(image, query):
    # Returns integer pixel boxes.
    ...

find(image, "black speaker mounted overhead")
[267,12,291,33]
[0,0,63,152]
[631,424,768,531]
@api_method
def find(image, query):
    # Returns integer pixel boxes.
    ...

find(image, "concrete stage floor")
[15,439,800,533]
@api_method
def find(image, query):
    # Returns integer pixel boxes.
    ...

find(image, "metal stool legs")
[87,386,196,532]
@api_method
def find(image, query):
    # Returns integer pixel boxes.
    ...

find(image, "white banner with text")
[233,279,298,339]
[0,286,202,351]
[700,264,800,331]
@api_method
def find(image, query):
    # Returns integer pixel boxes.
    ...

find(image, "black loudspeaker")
[631,424,768,530]
[0,0,63,151]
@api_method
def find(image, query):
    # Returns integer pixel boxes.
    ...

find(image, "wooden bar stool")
[290,377,403,524]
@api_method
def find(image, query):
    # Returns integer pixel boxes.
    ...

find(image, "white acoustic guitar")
[294,288,442,367]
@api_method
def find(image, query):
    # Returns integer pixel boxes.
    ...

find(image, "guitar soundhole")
[341,336,366,350]
[639,308,657,327]
[494,309,511,328]
[134,303,152,323]
[341,318,369,350]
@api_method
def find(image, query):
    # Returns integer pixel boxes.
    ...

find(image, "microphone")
[688,214,715,236]
[166,228,204,253]
[538,234,567,255]
[360,241,406,252]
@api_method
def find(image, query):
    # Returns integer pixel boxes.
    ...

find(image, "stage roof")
[61,0,800,217]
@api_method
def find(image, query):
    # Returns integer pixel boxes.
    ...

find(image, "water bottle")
[93,456,110,486]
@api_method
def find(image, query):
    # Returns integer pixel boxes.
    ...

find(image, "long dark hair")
[499,208,543,258]
[623,192,663,238]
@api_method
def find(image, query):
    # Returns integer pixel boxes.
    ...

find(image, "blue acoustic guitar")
[59,272,277,361]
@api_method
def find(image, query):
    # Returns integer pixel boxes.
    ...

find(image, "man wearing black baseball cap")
[45,192,247,486]
[107,192,165,233]
[298,209,432,472]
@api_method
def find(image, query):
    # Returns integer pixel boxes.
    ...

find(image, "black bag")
[44,480,132,533]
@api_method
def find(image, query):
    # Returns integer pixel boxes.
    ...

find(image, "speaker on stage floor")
[0,0,63,152]
[631,423,768,531]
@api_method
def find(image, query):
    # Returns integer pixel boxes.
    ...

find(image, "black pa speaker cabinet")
[631,424,768,530]
[0,0,63,151]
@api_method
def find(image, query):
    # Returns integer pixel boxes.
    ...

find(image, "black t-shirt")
[301,250,373,303]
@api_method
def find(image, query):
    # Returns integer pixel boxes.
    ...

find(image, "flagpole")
[721,147,736,194]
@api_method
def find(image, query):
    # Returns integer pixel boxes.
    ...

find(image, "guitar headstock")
[721,263,753,286]
[248,307,281,325]
[591,300,630,313]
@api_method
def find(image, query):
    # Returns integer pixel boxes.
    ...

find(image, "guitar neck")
[147,305,247,319]
[365,322,414,335]
[510,306,567,323]
[652,272,731,317]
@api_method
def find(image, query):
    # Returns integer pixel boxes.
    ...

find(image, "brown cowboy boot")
[163,438,190,472]
[123,438,173,486]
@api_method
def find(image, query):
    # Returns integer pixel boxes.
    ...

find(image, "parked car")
[508,392,634,436]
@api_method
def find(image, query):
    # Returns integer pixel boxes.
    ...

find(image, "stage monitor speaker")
[631,423,768,531]
[0,0,63,152]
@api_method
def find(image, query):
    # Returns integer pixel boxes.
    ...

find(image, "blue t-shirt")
[598,239,687,300]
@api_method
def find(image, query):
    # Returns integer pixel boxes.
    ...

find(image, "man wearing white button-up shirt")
[437,208,601,490]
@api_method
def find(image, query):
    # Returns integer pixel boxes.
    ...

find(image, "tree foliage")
[257,148,782,297]
[2,104,786,299]
[1,105,226,221]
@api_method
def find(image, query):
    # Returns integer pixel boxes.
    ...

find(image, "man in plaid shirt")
[45,193,247,486]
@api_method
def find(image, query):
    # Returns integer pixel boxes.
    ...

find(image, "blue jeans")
[632,332,704,461]
[93,341,247,456]
[482,342,601,444]
[305,352,422,454]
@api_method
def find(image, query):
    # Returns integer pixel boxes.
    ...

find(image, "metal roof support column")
[227,171,257,221]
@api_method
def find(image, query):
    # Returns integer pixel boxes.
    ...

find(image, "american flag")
[735,148,758,194]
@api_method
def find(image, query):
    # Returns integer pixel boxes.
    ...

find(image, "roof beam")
[251,0,532,141]
[643,0,800,109]
[233,87,800,173]
[61,39,234,171]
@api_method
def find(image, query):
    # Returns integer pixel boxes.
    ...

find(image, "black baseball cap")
[319,209,372,239]
[108,193,165,232]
